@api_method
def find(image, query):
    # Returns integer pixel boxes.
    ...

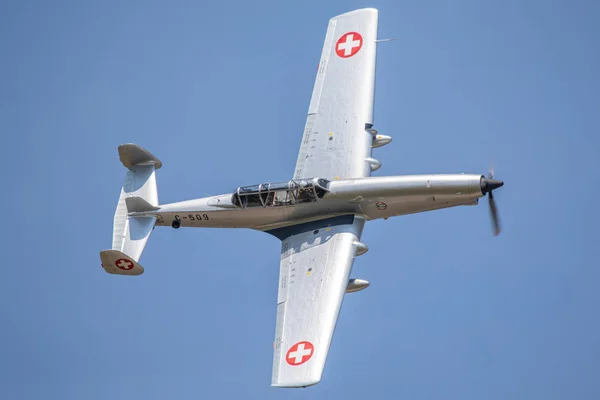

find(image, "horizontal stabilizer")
[100,249,144,276]
[125,196,160,213]
[118,143,163,170]
[109,143,160,270]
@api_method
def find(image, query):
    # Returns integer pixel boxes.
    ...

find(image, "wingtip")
[271,373,322,389]
[271,379,321,389]
[332,8,378,20]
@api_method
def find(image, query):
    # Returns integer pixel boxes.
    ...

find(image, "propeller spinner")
[480,171,504,236]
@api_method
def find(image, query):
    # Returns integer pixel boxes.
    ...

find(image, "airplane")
[99,8,504,388]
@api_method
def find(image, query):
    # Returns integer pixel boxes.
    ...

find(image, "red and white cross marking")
[115,258,134,271]
[286,341,314,366]
[335,32,363,58]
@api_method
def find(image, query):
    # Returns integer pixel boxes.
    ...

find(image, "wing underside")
[271,8,377,388]
[293,8,379,181]
[271,216,365,387]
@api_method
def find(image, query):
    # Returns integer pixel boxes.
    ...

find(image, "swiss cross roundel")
[286,341,314,366]
[335,32,363,58]
[115,258,134,271]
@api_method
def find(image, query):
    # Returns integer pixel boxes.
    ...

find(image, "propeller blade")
[488,191,501,236]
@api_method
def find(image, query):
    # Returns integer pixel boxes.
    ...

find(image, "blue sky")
[2,0,599,398]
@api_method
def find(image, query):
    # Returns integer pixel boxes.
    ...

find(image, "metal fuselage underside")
[143,174,485,232]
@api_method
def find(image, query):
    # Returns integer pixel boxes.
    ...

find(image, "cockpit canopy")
[232,178,330,208]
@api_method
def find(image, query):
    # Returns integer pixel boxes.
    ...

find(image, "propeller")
[480,168,503,236]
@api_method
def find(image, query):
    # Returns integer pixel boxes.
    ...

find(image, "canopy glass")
[231,178,330,208]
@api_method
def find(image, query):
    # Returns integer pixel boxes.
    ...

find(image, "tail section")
[100,144,162,276]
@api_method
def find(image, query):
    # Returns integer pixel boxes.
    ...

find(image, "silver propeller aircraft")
[100,8,504,388]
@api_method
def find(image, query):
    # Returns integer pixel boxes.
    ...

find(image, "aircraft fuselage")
[141,174,485,232]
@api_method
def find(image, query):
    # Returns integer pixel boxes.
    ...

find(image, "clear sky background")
[1,0,599,399]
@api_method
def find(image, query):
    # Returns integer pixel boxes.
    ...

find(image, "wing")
[293,8,379,181]
[270,215,365,387]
